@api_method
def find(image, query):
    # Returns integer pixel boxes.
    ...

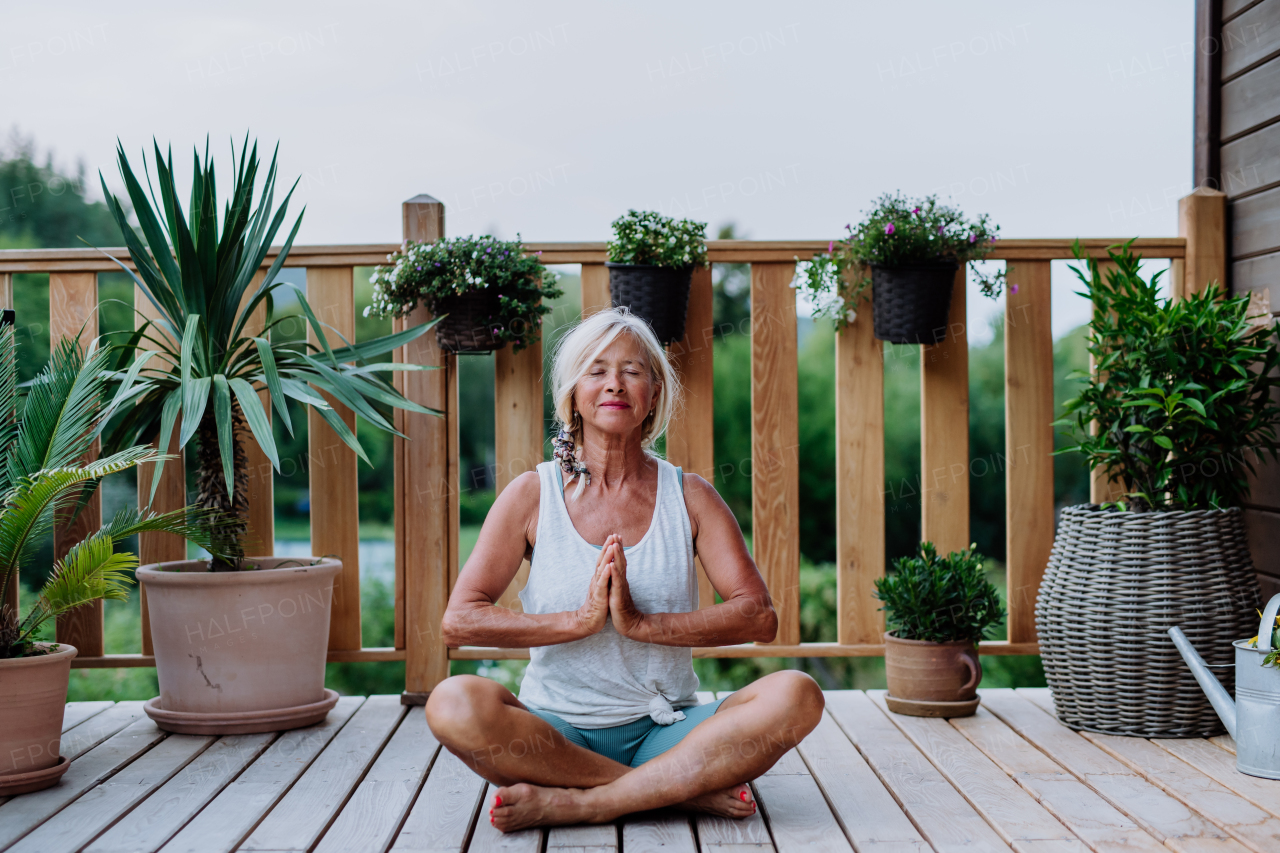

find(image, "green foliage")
[793,193,1003,328]
[874,542,1004,644]
[366,235,562,353]
[607,210,708,269]
[96,137,440,564]
[1057,241,1280,511]
[0,133,120,250]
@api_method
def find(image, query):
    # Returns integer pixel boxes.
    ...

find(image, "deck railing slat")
[581,263,611,317]
[835,278,886,645]
[920,269,971,554]
[308,265,363,651]
[493,332,544,612]
[1005,262,1056,645]
[750,261,801,646]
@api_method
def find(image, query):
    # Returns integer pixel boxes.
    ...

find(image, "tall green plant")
[0,326,220,658]
[1057,241,1280,511]
[97,138,439,568]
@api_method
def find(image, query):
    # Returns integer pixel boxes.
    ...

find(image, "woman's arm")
[608,474,777,646]
[441,471,610,648]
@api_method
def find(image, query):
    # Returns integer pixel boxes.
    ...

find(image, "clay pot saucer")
[884,694,981,718]
[144,688,340,735]
[0,755,70,796]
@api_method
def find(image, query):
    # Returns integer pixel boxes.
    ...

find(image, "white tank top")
[517,457,700,728]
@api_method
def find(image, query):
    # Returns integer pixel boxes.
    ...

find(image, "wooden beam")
[134,287,186,657]
[1004,262,1055,645]
[51,272,103,656]
[836,285,885,644]
[493,334,544,611]
[1193,0,1223,189]
[307,266,362,651]
[920,269,970,554]
[448,640,1040,660]
[666,265,716,609]
[751,262,800,646]
[580,263,611,317]
[399,194,450,704]
[1179,188,1228,297]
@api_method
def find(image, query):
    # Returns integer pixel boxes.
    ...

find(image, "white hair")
[551,307,682,499]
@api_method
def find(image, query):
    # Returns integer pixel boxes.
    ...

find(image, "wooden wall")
[1201,0,1280,598]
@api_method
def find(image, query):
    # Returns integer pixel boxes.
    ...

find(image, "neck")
[579,425,649,487]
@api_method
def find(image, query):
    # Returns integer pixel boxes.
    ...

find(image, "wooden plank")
[623,814,697,853]
[1180,189,1228,296]
[239,695,407,852]
[390,747,488,853]
[60,701,148,760]
[1149,737,1280,821]
[239,272,274,557]
[761,748,808,776]
[795,707,930,853]
[824,690,1015,852]
[867,691,1082,850]
[1221,122,1280,198]
[50,270,103,657]
[0,717,166,849]
[920,268,969,554]
[84,733,275,853]
[60,701,114,733]
[753,773,853,853]
[835,282,885,645]
[1017,687,1057,715]
[1229,184,1280,259]
[750,262,800,646]
[400,195,451,701]
[450,639,1040,660]
[6,732,212,853]
[493,327,544,611]
[580,263,611,317]
[1221,49,1280,140]
[1210,735,1237,754]
[315,711,438,853]
[157,696,364,853]
[1004,261,1055,644]
[307,266,362,650]
[548,823,618,853]
[948,708,1167,853]
[667,264,716,610]
[469,783,543,853]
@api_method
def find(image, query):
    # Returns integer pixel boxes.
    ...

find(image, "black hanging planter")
[871,261,959,345]
[432,290,505,354]
[606,263,693,345]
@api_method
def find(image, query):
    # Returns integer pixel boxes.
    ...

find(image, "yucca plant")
[96,137,439,569]
[0,326,221,658]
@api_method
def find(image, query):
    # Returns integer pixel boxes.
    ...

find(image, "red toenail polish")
[740,791,749,802]
[495,795,502,806]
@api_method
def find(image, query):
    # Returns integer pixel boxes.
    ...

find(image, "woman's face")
[574,333,659,438]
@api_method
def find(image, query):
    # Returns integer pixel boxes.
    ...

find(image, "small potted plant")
[0,328,215,795]
[1039,240,1279,738]
[606,210,708,344]
[367,234,562,354]
[98,137,439,735]
[874,542,1003,718]
[793,193,1001,344]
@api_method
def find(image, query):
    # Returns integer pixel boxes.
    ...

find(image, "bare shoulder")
[680,472,733,537]
[487,469,542,543]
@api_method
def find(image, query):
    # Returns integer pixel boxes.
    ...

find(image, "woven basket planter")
[606,263,693,345]
[1036,504,1261,738]
[432,290,504,354]
[871,262,957,345]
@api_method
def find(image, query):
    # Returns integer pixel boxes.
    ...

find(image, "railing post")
[1178,187,1227,299]
[400,194,451,704]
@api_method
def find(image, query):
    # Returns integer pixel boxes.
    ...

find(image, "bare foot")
[490,783,600,831]
[679,783,756,818]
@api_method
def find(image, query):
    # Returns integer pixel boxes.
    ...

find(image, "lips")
[599,402,630,409]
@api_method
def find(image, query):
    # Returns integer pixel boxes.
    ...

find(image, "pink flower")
[828,241,834,253]
[885,223,895,235]
[1011,284,1019,294]
[937,225,945,234]
[912,206,921,214]
[968,233,978,243]
[990,235,998,244]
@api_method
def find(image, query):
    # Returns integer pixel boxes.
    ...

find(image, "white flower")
[845,309,858,323]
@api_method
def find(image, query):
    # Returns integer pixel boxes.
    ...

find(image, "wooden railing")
[0,190,1222,702]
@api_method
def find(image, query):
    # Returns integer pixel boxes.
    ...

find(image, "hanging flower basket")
[606,263,693,345]
[433,289,504,354]
[871,262,957,345]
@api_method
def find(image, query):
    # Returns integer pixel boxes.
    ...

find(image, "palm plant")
[0,326,221,658]
[97,138,439,569]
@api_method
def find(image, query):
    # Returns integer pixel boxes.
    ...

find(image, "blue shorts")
[529,698,726,767]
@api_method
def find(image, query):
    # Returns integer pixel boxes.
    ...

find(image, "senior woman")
[425,308,824,832]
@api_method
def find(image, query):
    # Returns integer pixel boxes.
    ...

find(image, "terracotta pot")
[883,632,981,701]
[0,643,76,795]
[139,557,341,732]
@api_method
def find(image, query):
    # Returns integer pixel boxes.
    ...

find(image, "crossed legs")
[424,670,824,831]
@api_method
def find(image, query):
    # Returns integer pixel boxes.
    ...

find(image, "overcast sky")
[5,0,1194,336]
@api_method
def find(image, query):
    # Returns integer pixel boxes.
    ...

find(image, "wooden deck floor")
[3,688,1279,853]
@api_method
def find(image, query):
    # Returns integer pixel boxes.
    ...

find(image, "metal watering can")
[1169,593,1280,779]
